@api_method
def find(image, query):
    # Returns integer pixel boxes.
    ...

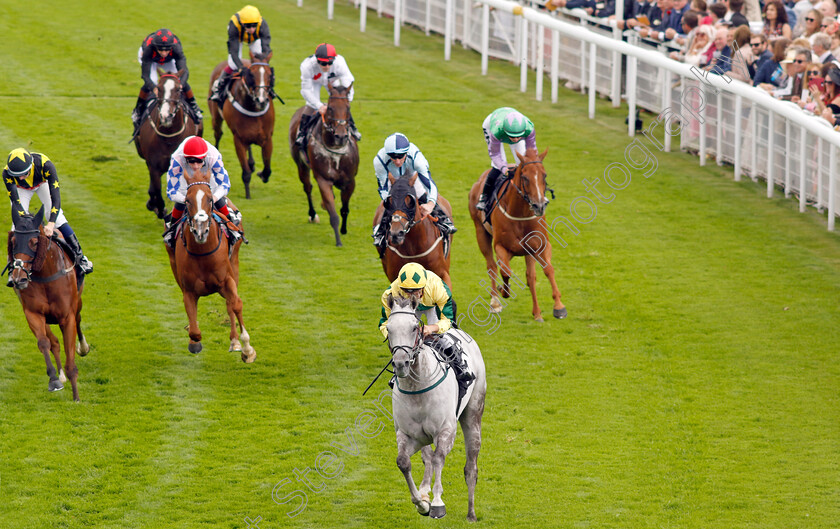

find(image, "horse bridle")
[150,74,186,137]
[6,230,71,287]
[507,160,555,211]
[388,310,425,362]
[239,63,272,107]
[389,194,419,236]
[321,94,350,135]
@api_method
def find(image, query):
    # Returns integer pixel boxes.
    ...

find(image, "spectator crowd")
[544,0,840,126]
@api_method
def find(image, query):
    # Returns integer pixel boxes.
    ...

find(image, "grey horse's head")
[386,294,422,378]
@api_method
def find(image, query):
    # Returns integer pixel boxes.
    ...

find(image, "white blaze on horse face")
[194,189,209,221]
[162,78,176,119]
[258,66,268,104]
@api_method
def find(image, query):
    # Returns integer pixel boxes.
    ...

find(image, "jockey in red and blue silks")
[163,136,235,247]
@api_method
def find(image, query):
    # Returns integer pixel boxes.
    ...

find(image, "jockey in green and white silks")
[372,133,456,250]
[477,107,537,211]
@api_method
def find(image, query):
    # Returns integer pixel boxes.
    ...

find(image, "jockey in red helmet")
[294,43,361,149]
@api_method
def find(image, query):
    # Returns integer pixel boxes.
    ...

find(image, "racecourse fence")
[323,0,840,230]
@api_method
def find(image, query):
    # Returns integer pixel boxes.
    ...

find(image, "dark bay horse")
[289,84,359,247]
[166,169,255,362]
[373,173,454,288]
[6,206,90,401]
[208,57,275,199]
[468,148,567,321]
[134,70,203,219]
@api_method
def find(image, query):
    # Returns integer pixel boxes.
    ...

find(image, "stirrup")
[79,257,94,275]
[476,196,488,211]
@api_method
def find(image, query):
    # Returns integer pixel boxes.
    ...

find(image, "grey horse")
[385,294,487,521]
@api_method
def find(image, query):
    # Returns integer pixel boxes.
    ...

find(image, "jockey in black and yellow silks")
[210,5,273,104]
[4,148,93,284]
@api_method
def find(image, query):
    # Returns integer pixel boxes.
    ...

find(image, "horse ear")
[515,150,527,164]
[157,67,166,77]
[539,147,548,161]
[265,50,273,62]
[347,81,354,91]
[176,69,185,80]
[408,172,418,186]
[387,293,395,310]
[387,172,396,185]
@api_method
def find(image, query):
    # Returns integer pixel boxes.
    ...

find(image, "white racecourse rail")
[321,0,840,229]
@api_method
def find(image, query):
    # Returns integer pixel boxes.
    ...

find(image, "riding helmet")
[238,5,261,24]
[315,43,337,64]
[151,29,176,51]
[502,110,531,139]
[183,136,209,159]
[398,263,428,290]
[384,133,410,156]
[5,148,33,177]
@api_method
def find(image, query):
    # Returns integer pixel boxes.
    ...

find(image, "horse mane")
[240,68,255,88]
[32,234,51,273]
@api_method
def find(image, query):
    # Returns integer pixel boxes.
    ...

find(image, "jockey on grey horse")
[383,275,486,521]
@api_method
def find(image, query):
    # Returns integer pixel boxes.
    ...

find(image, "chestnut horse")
[468,149,567,321]
[134,70,203,219]
[289,84,359,247]
[373,173,454,288]
[208,57,275,199]
[166,169,256,362]
[5,207,90,401]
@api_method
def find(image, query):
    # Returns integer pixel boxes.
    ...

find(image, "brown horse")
[468,148,567,321]
[289,84,359,247]
[134,70,203,219]
[373,172,454,288]
[166,169,255,362]
[208,57,275,199]
[6,207,90,401]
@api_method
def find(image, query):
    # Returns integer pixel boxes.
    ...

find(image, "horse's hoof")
[467,513,477,522]
[188,342,203,354]
[554,307,568,319]
[241,348,256,363]
[535,316,544,323]
[416,501,430,516]
[309,214,320,224]
[48,379,64,392]
[336,242,343,247]
[429,505,446,518]
[258,171,270,183]
[229,342,242,353]
[77,342,90,356]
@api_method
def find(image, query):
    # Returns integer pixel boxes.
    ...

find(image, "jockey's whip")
[363,356,394,396]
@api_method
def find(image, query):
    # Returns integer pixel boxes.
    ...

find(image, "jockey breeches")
[10,184,68,230]
[228,39,263,70]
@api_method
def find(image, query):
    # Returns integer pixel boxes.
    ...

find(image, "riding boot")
[349,114,362,141]
[295,114,312,150]
[476,167,503,211]
[372,214,390,257]
[210,70,234,104]
[64,233,93,275]
[185,95,203,124]
[431,205,457,236]
[131,94,148,131]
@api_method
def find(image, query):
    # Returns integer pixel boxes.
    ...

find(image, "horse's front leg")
[339,179,355,235]
[429,426,457,518]
[221,276,255,363]
[396,430,430,516]
[25,311,62,393]
[316,176,342,246]
[45,327,64,383]
[473,220,502,313]
[233,136,252,199]
[58,313,79,402]
[183,291,203,354]
[524,254,543,322]
[257,138,273,183]
[538,242,567,319]
[147,168,166,219]
[418,445,434,507]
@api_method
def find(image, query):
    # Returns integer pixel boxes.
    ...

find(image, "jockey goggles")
[388,153,406,160]
[185,157,205,164]
[243,23,258,29]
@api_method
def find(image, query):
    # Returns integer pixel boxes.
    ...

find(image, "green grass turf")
[1,1,839,527]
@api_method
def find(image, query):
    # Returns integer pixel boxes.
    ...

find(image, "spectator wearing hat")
[774,47,811,98]
[754,37,791,87]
